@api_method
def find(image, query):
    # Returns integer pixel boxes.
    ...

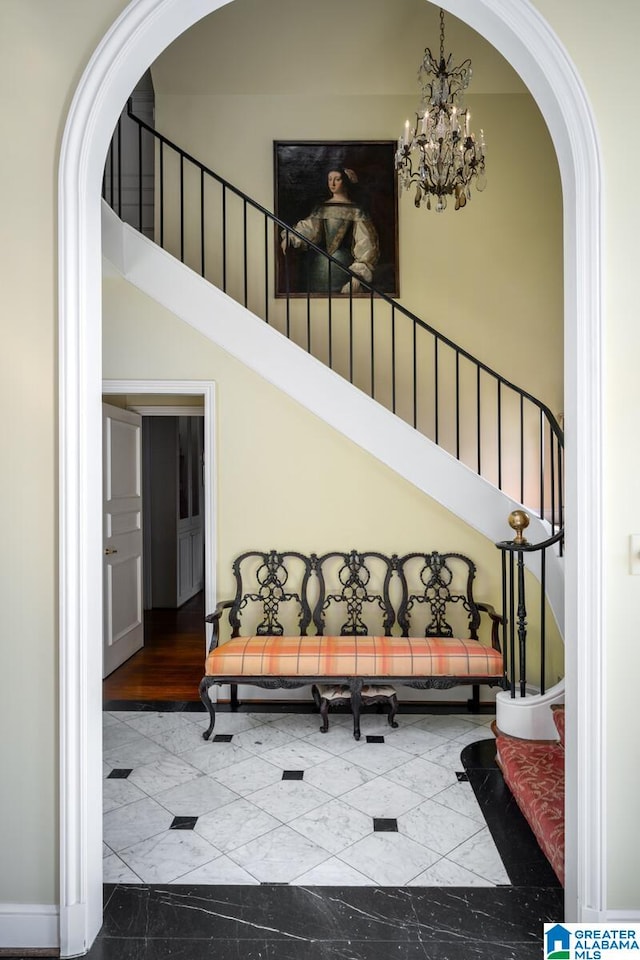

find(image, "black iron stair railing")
[103,104,564,531]
[496,511,564,697]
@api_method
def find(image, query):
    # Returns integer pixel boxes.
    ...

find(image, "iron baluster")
[508,550,516,696]
[550,429,556,534]
[540,547,546,694]
[370,292,375,399]
[497,379,503,491]
[200,168,205,277]
[455,349,460,460]
[117,115,122,216]
[476,366,481,475]
[159,139,164,247]
[349,279,354,384]
[520,394,524,504]
[517,548,527,697]
[263,218,269,325]
[243,199,248,308]
[434,336,439,445]
[392,305,397,413]
[558,441,564,556]
[179,154,184,263]
[540,409,545,522]
[501,549,508,687]
[328,262,333,369]
[138,122,143,232]
[222,184,227,291]
[412,315,417,429]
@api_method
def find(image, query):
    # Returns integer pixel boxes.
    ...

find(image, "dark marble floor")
[86,882,563,959]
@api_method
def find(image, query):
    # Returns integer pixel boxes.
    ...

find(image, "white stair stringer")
[496,680,565,741]
[103,203,564,738]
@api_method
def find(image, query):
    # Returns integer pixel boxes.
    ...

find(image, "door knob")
[104,548,118,555]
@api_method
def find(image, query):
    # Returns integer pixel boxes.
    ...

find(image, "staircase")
[102,105,565,738]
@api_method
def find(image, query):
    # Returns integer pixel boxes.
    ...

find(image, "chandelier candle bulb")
[404,119,410,145]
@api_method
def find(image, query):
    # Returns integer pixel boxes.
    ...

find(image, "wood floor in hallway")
[102,591,205,702]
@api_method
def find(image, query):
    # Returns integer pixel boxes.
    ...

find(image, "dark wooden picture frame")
[274,140,399,298]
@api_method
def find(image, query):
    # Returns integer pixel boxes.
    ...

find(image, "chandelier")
[395,8,486,212]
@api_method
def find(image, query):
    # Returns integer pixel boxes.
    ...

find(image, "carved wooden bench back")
[228,549,481,641]
[396,551,481,641]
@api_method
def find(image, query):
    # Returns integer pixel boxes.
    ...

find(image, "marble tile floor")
[0,705,563,959]
[93,706,562,958]
[104,702,557,888]
[102,705,514,888]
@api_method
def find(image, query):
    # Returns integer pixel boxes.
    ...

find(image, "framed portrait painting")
[275,140,399,298]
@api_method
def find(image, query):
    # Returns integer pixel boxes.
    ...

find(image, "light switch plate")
[630,535,640,575]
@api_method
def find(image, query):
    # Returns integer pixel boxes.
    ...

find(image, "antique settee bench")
[199,549,505,740]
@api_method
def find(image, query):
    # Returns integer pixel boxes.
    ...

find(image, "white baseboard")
[0,904,59,950]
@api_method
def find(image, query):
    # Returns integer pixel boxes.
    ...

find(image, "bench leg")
[467,683,480,713]
[387,693,399,729]
[319,699,329,733]
[199,677,217,740]
[350,678,363,741]
[230,683,240,712]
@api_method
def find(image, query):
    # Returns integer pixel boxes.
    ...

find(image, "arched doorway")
[58,0,603,953]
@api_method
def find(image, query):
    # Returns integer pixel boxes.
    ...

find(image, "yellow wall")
[1,0,638,921]
[102,273,564,682]
[0,0,130,906]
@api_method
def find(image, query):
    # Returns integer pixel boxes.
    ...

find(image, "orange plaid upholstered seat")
[205,635,503,679]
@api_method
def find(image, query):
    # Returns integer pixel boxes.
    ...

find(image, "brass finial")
[508,509,530,545]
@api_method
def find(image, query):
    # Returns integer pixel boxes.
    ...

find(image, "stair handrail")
[495,510,565,697]
[123,104,564,440]
[103,104,565,527]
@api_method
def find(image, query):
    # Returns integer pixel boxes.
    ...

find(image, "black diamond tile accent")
[170,816,198,830]
[373,818,398,832]
[107,768,133,779]
[366,735,385,744]
[213,734,233,743]
[456,771,470,782]
[282,770,304,781]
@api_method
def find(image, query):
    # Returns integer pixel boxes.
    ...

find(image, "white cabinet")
[145,416,204,608]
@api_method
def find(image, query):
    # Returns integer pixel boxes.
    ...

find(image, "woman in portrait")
[281,165,380,295]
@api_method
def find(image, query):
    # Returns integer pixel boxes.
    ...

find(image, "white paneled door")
[103,403,144,677]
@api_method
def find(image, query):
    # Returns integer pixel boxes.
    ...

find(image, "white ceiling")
[151,0,527,97]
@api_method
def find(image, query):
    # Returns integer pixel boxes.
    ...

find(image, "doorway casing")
[101,379,216,642]
[59,0,603,954]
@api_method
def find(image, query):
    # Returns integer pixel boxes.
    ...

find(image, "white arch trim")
[59,0,604,953]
